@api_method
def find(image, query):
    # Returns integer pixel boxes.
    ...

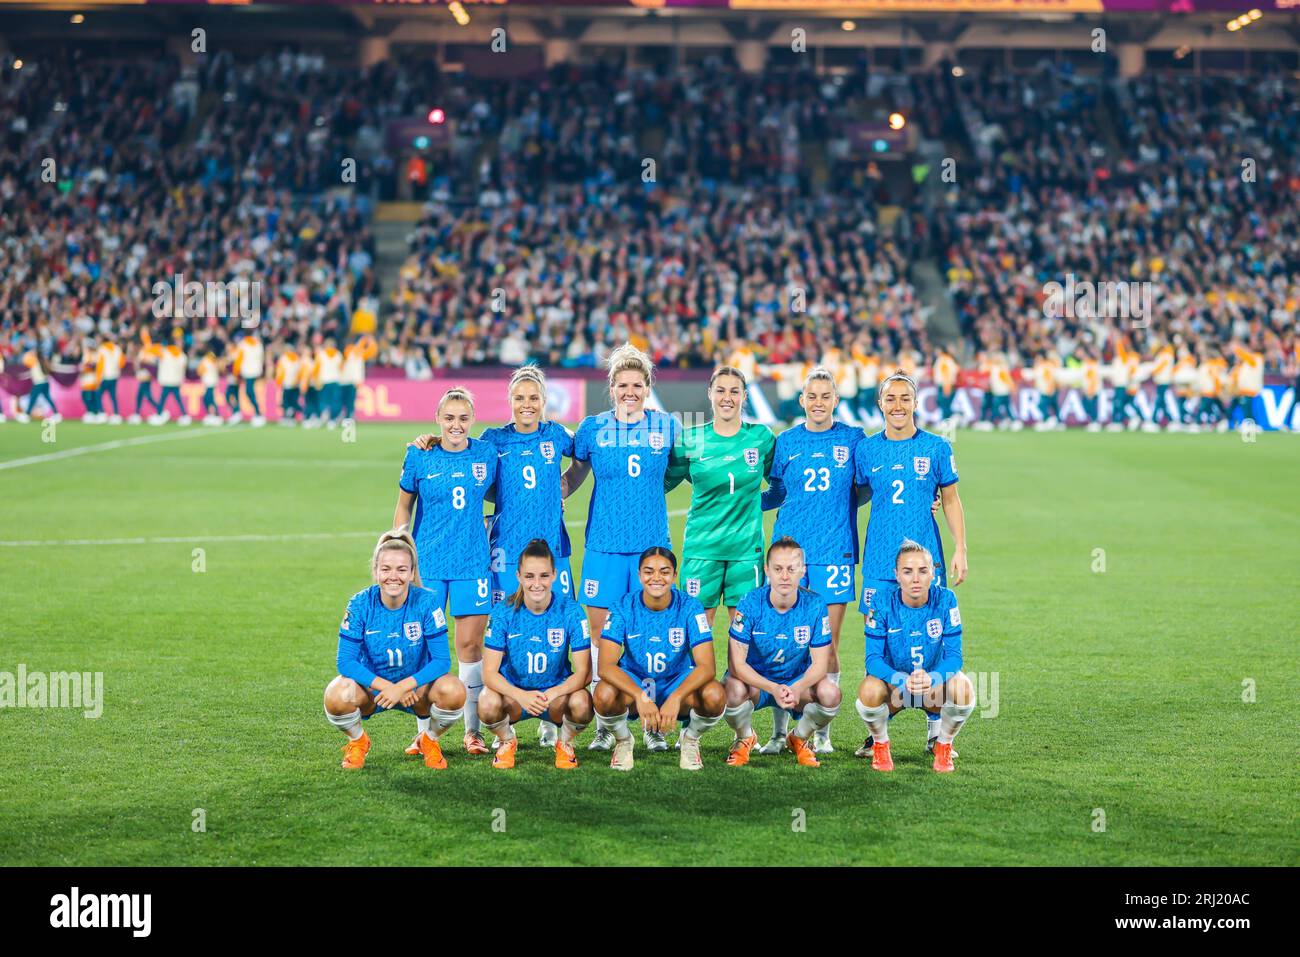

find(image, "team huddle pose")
[322,343,977,773]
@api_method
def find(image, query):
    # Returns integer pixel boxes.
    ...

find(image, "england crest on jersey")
[584,579,598,598]
[547,628,565,649]
[472,462,488,482]
[794,625,811,645]
[926,618,942,639]
[913,456,930,477]
[833,445,849,466]
[744,448,759,467]
[540,441,555,462]
[685,578,701,597]
[648,432,665,452]
[404,621,423,643]
[668,627,685,648]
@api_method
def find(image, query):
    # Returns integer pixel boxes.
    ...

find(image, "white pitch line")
[0,508,690,547]
[0,428,231,472]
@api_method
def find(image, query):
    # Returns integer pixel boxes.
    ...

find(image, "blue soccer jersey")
[863,582,963,689]
[572,409,680,554]
[401,438,498,580]
[484,593,590,691]
[480,420,574,563]
[600,586,712,687]
[766,421,864,565]
[336,585,451,687]
[728,585,831,685]
[853,429,957,583]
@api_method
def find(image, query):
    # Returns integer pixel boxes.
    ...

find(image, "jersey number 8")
[452,486,466,509]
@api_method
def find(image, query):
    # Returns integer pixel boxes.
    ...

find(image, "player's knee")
[324,675,364,713]
[858,676,889,708]
[432,674,466,710]
[477,688,505,723]
[593,681,621,716]
[698,680,726,717]
[817,680,843,709]
[724,675,750,707]
[567,689,593,724]
[946,672,974,706]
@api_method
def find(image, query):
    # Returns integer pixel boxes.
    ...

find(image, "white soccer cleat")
[1009,420,1024,432]
[678,732,703,771]
[1085,423,1102,433]
[644,729,668,752]
[588,728,615,751]
[177,415,192,426]
[14,412,30,423]
[108,414,123,424]
[225,414,242,425]
[538,720,558,748]
[251,415,266,428]
[757,734,787,756]
[813,729,834,754]
[972,421,993,432]
[1185,423,1201,434]
[1215,420,1229,433]
[46,413,62,424]
[1141,422,1159,434]
[326,419,337,430]
[126,413,141,424]
[1105,422,1123,432]
[610,736,634,771]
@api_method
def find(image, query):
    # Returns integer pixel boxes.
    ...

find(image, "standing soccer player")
[855,540,974,773]
[394,387,498,755]
[323,529,467,770]
[95,334,125,423]
[78,340,102,423]
[232,330,266,426]
[341,334,378,425]
[150,329,190,425]
[410,365,577,749]
[479,540,593,770]
[665,366,775,630]
[853,371,967,756]
[198,342,222,425]
[723,537,840,768]
[275,337,304,425]
[593,547,725,771]
[757,368,862,754]
[562,343,681,751]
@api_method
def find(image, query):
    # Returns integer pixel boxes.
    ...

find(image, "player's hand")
[950,548,968,586]
[658,695,682,731]
[409,433,439,450]
[774,684,798,709]
[931,494,941,517]
[400,688,420,708]
[375,682,406,710]
[635,694,660,732]
[516,690,549,716]
[905,669,932,695]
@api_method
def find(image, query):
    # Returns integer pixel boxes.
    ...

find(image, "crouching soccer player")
[479,540,593,771]
[593,546,725,771]
[723,537,841,768]
[323,529,466,770]
[856,540,974,773]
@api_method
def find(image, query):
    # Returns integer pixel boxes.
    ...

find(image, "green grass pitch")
[0,420,1295,866]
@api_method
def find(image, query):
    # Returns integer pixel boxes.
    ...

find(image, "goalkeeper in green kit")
[665,367,776,630]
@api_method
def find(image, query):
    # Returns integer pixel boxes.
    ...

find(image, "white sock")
[724,700,755,740]
[927,713,941,740]
[685,708,721,739]
[855,699,890,743]
[604,709,632,742]
[939,701,975,744]
[416,715,431,737]
[827,672,841,687]
[560,717,587,743]
[428,705,463,740]
[594,712,614,735]
[459,659,483,732]
[794,701,839,740]
[771,707,791,739]
[326,707,364,740]
[485,716,514,742]
[589,642,600,685]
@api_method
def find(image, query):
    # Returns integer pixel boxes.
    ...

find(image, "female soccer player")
[323,529,466,770]
[562,344,681,751]
[664,366,775,629]
[759,367,863,754]
[593,546,725,771]
[409,365,577,748]
[855,540,974,773]
[14,347,57,423]
[479,540,593,770]
[853,370,968,757]
[723,537,840,769]
[394,387,498,755]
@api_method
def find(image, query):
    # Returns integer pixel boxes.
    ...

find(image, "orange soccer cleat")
[404,733,423,756]
[341,731,371,770]
[931,740,955,773]
[554,740,578,771]
[787,733,821,768]
[464,730,490,755]
[418,731,447,770]
[726,734,758,767]
[493,737,517,770]
[871,740,894,772]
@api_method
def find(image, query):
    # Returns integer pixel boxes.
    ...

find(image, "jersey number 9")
[522,465,536,489]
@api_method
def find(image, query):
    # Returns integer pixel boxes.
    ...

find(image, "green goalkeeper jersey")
[665,421,776,561]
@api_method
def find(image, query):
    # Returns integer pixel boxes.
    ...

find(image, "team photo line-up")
[323,343,973,773]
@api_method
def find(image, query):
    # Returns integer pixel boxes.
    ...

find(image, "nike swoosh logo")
[753,631,767,636]
[508,633,522,639]
[787,453,801,460]
[365,630,380,635]
[498,451,510,457]
[475,600,488,607]
[427,473,442,479]
[888,628,901,633]
[627,633,641,639]
[871,465,884,472]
